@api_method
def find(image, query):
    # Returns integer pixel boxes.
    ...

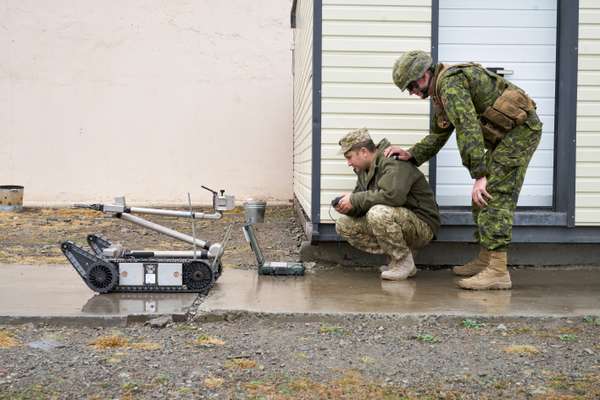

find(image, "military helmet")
[392,50,432,91]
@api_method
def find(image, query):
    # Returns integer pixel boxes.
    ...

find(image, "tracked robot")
[61,186,234,294]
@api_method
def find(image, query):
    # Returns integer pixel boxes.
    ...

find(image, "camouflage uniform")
[407,63,542,251]
[335,129,439,262]
[336,205,433,261]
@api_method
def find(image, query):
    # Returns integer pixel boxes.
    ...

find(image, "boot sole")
[452,270,482,277]
[457,281,512,290]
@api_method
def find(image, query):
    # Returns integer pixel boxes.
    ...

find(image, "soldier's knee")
[335,216,354,238]
[366,204,393,226]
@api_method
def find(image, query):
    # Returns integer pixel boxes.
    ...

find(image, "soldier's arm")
[439,74,488,179]
[348,161,417,217]
[408,113,454,166]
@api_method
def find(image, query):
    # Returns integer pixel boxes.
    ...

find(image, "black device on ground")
[242,223,305,276]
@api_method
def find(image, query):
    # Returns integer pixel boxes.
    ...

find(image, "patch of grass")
[121,381,141,395]
[90,335,161,351]
[583,315,600,326]
[547,373,600,398]
[319,324,346,335]
[195,335,225,347]
[129,342,161,351]
[153,374,170,386]
[0,384,58,400]
[508,326,532,335]
[414,334,440,343]
[558,327,580,335]
[204,377,225,389]
[503,344,540,355]
[244,370,417,400]
[360,356,375,365]
[90,335,129,349]
[225,358,257,370]
[558,334,577,342]
[176,387,193,394]
[294,351,308,360]
[0,330,20,348]
[462,319,484,329]
[175,324,199,332]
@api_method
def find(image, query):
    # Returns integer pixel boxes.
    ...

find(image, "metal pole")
[127,206,222,220]
[118,213,209,249]
[188,192,197,260]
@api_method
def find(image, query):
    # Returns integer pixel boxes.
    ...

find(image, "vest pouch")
[493,96,528,125]
[502,88,535,111]
[480,118,506,146]
[482,106,514,131]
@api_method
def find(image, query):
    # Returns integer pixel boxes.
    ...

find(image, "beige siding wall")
[0,0,293,206]
[320,0,432,222]
[293,0,314,218]
[576,1,600,225]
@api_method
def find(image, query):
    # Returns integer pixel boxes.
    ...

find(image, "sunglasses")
[407,80,419,92]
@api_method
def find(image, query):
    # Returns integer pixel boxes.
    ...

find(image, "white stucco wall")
[0,0,293,206]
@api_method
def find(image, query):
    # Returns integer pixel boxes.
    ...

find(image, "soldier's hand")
[335,193,353,214]
[472,177,493,208]
[384,145,412,161]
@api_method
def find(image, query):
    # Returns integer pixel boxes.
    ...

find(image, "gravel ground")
[1,315,599,399]
[1,206,600,399]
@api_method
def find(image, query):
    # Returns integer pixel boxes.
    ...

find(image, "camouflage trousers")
[473,123,542,251]
[335,205,434,261]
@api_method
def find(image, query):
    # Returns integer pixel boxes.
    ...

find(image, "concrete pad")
[200,268,600,317]
[0,264,198,325]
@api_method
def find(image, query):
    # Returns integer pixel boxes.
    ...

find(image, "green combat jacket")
[348,139,440,235]
[409,64,543,179]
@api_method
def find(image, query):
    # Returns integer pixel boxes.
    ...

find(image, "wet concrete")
[0,264,197,323]
[200,268,600,317]
[1,264,599,323]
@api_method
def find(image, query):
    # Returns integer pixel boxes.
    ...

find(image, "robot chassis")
[61,186,234,294]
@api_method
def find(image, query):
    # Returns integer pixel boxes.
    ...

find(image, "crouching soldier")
[334,128,440,280]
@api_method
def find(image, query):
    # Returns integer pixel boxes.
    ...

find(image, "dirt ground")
[1,206,600,399]
[0,205,304,267]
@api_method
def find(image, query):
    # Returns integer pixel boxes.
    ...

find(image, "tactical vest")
[431,63,536,146]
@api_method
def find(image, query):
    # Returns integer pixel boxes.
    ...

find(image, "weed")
[121,381,141,394]
[90,335,129,349]
[129,342,161,350]
[0,330,20,348]
[177,387,193,394]
[204,377,224,389]
[90,335,160,351]
[414,334,439,343]
[244,370,415,399]
[153,374,170,385]
[360,356,375,364]
[462,319,483,329]
[319,325,346,335]
[558,334,577,342]
[503,345,540,355]
[225,358,257,370]
[195,335,225,347]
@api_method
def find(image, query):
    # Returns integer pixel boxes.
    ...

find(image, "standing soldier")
[387,50,542,290]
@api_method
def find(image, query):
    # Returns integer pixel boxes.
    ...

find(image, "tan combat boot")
[452,248,492,276]
[381,252,416,281]
[457,252,512,290]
